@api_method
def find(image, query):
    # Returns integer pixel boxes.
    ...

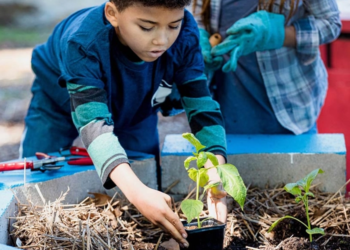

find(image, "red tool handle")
[70,146,89,156]
[0,161,34,171]
[67,157,93,165]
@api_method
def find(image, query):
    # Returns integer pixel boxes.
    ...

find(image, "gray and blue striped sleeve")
[67,83,129,189]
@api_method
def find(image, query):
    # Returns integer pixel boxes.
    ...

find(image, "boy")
[21,0,228,247]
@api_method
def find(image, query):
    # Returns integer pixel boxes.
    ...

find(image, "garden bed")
[9,183,350,250]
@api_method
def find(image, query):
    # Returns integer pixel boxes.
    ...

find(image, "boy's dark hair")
[111,0,192,12]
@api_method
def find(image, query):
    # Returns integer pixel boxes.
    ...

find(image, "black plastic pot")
[180,218,226,250]
[310,242,320,250]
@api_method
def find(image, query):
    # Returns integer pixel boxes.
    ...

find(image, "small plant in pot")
[180,133,247,250]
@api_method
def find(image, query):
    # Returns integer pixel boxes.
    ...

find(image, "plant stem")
[196,171,201,228]
[304,196,312,242]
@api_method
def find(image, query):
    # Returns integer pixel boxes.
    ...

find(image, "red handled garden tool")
[58,146,93,165]
[0,146,93,172]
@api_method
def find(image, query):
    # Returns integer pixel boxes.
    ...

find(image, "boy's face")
[105,3,184,62]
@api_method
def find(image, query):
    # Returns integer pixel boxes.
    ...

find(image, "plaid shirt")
[194,0,341,134]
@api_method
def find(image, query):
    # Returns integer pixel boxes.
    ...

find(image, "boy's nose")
[152,32,168,46]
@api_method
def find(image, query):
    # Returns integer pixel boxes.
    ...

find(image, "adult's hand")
[211,10,285,72]
[109,163,189,248]
[199,28,223,74]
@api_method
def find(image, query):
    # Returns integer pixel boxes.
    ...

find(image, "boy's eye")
[169,25,180,30]
[140,26,153,32]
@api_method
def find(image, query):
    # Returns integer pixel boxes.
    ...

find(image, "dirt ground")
[0,48,190,162]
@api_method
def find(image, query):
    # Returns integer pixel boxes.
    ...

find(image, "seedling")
[180,133,247,228]
[268,169,325,242]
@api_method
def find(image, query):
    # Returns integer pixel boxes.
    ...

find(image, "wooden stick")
[164,180,180,194]
[324,179,350,206]
[154,233,164,250]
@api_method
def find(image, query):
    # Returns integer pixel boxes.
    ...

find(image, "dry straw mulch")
[224,181,350,249]
[10,180,350,250]
[11,188,163,250]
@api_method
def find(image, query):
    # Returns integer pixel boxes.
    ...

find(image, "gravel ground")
[0,48,190,162]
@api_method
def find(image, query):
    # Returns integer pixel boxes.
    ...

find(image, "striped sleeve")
[67,83,129,189]
[177,79,227,158]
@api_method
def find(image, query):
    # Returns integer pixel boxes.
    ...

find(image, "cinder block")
[0,244,16,250]
[0,156,157,205]
[161,134,346,194]
[11,158,158,206]
[0,190,15,246]
[0,156,157,246]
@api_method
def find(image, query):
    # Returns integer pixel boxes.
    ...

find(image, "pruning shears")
[0,146,93,172]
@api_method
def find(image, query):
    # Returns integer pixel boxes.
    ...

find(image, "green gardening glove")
[199,28,223,74]
[211,11,285,72]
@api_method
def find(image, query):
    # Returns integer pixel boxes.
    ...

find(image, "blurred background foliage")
[0,0,190,162]
[0,1,103,161]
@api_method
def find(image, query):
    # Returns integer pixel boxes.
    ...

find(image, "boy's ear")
[105,2,119,27]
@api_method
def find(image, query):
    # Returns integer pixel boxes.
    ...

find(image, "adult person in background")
[194,0,341,135]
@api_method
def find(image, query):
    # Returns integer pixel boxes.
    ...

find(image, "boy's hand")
[205,155,227,223]
[132,187,189,248]
[207,184,227,223]
[109,163,189,248]
[211,11,285,72]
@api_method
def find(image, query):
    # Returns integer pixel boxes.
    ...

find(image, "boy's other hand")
[133,187,189,248]
[205,155,227,223]
[207,184,227,223]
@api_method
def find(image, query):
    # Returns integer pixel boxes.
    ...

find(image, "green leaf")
[198,168,209,187]
[268,215,308,232]
[197,152,208,168]
[182,133,206,153]
[284,183,302,196]
[295,197,302,203]
[305,192,315,197]
[188,169,198,183]
[306,228,325,235]
[203,182,221,193]
[206,152,219,166]
[184,156,197,170]
[181,199,203,224]
[188,168,209,187]
[217,164,246,210]
[201,182,221,200]
[296,179,307,190]
[304,169,324,192]
[298,169,324,192]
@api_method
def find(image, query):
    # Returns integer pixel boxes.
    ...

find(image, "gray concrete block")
[0,244,16,250]
[12,170,106,206]
[161,134,346,194]
[129,158,158,190]
[0,190,16,246]
[0,157,157,247]
[11,158,157,206]
[0,157,157,205]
